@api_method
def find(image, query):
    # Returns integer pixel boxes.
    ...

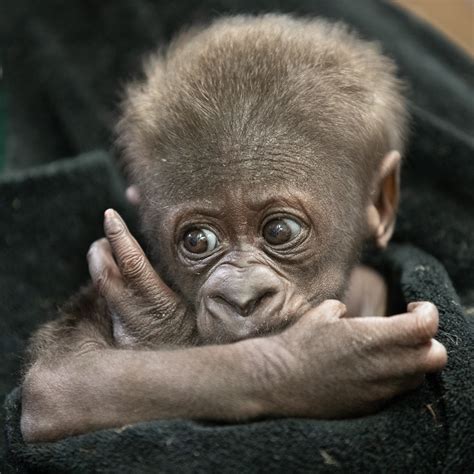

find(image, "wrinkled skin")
[90,210,445,420]
[20,208,446,443]
[20,151,448,443]
[88,209,313,347]
[87,151,401,349]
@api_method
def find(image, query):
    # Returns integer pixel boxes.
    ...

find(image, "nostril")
[211,294,232,308]
[211,290,277,317]
[211,295,248,316]
[252,290,277,311]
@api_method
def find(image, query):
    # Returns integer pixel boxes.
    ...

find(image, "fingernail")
[408,301,426,312]
[409,302,433,316]
[104,208,115,219]
[105,209,123,233]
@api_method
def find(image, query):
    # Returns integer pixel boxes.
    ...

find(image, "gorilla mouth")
[199,293,305,343]
[204,299,266,341]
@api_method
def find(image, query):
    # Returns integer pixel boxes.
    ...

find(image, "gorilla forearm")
[21,285,266,442]
[21,339,266,442]
[21,298,447,443]
[21,212,447,443]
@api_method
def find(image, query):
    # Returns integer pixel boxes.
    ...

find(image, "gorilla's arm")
[20,211,446,443]
[21,296,445,443]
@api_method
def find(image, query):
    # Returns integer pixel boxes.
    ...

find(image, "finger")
[390,339,447,378]
[419,339,447,373]
[364,338,446,387]
[404,302,439,344]
[364,302,439,347]
[103,209,179,309]
[104,208,162,288]
[303,300,347,324]
[87,238,126,299]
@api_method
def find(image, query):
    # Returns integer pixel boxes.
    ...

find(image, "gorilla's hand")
[257,300,447,418]
[87,209,197,347]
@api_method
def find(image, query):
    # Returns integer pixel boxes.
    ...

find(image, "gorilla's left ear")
[366,150,401,249]
[126,185,141,206]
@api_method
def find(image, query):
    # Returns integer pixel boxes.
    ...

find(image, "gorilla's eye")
[183,228,218,254]
[263,218,301,245]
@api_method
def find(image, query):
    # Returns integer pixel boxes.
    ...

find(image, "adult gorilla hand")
[87,209,198,347]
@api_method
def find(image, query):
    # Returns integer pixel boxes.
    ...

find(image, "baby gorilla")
[21,14,447,442]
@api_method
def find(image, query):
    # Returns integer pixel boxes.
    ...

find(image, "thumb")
[301,300,347,325]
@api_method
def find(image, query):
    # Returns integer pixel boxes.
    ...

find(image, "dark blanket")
[1,0,473,472]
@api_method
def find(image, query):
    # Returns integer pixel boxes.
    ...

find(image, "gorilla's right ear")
[366,150,401,249]
[125,185,141,206]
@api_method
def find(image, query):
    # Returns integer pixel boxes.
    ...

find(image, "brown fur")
[27,13,408,368]
[26,15,407,359]
[117,14,407,198]
[25,285,114,367]
[115,15,407,284]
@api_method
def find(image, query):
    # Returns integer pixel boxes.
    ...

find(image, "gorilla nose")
[212,289,276,317]
[200,263,288,341]
[207,264,283,319]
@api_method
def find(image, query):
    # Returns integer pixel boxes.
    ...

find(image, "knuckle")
[304,300,346,324]
[348,320,377,350]
[415,310,437,339]
[121,252,147,278]
[108,229,125,242]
